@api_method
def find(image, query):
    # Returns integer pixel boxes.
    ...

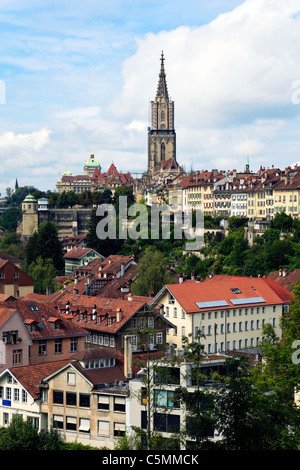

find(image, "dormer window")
[24,319,38,332]
[48,317,61,330]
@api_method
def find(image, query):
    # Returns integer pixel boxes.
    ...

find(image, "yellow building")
[149,275,292,353]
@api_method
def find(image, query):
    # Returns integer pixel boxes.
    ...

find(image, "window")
[39,341,47,356]
[53,415,63,429]
[98,395,110,410]
[66,416,77,431]
[12,349,22,365]
[98,420,110,436]
[66,392,77,406]
[67,372,76,385]
[114,422,126,437]
[53,390,63,405]
[148,317,154,327]
[154,389,180,408]
[156,332,163,344]
[54,339,62,354]
[22,390,28,403]
[114,396,126,412]
[154,413,180,433]
[14,388,19,401]
[70,338,78,352]
[79,393,90,408]
[79,418,90,433]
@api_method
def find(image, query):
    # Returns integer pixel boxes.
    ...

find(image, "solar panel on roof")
[229,297,265,305]
[195,300,229,309]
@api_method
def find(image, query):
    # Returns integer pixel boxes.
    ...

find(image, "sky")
[1,0,300,195]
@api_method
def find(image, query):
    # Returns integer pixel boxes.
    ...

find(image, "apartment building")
[0,351,131,448]
[129,353,230,448]
[0,297,87,370]
[149,275,293,353]
[0,260,35,298]
[39,291,174,355]
[0,360,69,431]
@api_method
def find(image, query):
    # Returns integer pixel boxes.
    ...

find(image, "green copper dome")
[23,193,37,202]
[85,153,100,168]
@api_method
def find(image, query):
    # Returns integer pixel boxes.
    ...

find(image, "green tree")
[0,414,61,450]
[24,221,64,273]
[175,331,216,449]
[0,207,22,231]
[131,246,175,296]
[27,256,58,294]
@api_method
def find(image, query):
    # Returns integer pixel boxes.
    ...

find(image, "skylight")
[231,288,242,294]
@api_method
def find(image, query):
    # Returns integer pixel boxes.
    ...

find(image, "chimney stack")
[124,335,132,379]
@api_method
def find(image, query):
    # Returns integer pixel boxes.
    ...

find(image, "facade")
[52,294,175,355]
[0,260,35,297]
[148,52,176,176]
[129,353,231,448]
[0,297,87,368]
[63,247,104,276]
[0,360,69,430]
[149,275,293,352]
[0,306,32,373]
[40,357,129,449]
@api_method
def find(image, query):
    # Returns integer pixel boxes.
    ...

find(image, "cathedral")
[147,52,177,176]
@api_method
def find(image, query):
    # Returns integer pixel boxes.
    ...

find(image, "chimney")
[191,270,195,281]
[128,293,133,301]
[278,268,282,277]
[121,263,125,277]
[159,304,164,315]
[116,308,123,323]
[282,268,288,278]
[124,335,132,379]
[179,273,183,284]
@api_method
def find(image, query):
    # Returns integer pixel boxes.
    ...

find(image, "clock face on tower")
[147,52,176,175]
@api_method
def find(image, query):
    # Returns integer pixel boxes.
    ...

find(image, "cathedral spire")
[156,51,169,100]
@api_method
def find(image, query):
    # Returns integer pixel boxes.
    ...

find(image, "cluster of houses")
[139,161,300,222]
[0,248,298,449]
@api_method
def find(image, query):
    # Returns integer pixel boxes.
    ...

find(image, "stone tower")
[20,194,38,243]
[147,52,176,176]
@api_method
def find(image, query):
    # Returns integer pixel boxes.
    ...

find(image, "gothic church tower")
[147,52,176,175]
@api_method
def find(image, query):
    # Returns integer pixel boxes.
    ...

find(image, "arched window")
[161,143,165,161]
[161,110,165,121]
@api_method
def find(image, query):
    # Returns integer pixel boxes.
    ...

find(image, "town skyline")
[1,1,300,196]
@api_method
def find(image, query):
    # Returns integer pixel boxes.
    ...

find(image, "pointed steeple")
[156,51,169,100]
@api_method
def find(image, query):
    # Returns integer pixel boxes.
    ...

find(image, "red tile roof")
[156,275,293,313]
[0,298,87,340]
[8,359,70,399]
[63,247,96,259]
[267,269,300,292]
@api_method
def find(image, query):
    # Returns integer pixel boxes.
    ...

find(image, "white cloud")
[109,0,300,171]
[0,128,52,166]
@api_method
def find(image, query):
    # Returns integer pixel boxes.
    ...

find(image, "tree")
[0,414,61,450]
[131,246,175,296]
[27,256,58,294]
[175,331,217,449]
[24,221,64,273]
[0,207,22,231]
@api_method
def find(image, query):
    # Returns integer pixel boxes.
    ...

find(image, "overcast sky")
[1,0,300,194]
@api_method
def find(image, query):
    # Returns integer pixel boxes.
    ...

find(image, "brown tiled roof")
[267,269,300,292]
[154,274,293,314]
[8,359,70,399]
[63,247,95,259]
[0,306,17,328]
[0,298,87,340]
